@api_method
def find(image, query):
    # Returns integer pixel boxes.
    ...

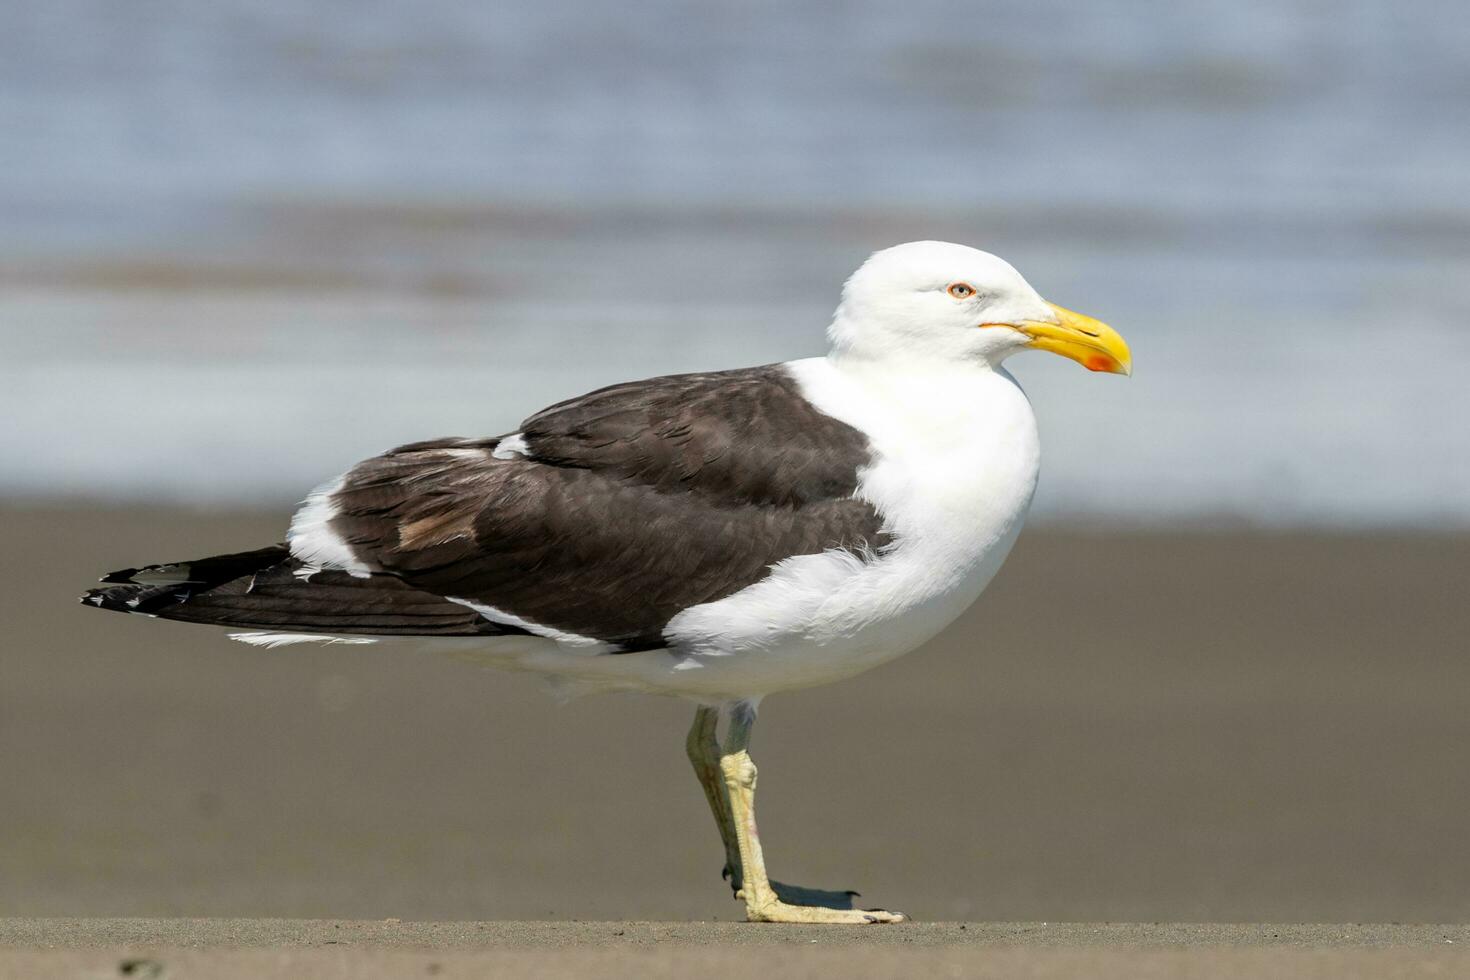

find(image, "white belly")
[640,356,1042,700]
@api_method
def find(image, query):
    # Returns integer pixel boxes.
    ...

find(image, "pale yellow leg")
[685,705,743,891]
[718,702,907,924]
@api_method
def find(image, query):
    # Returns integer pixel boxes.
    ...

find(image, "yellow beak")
[1009,303,1132,376]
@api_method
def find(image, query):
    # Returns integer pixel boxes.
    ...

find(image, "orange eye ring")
[947,282,975,300]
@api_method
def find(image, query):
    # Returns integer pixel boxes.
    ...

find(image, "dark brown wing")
[519,364,874,506]
[82,546,526,638]
[316,364,889,649]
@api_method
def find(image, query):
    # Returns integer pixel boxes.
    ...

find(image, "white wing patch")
[446,597,615,651]
[229,632,379,649]
[287,474,373,579]
[492,433,530,460]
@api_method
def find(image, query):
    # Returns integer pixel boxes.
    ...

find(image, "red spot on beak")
[1085,355,1114,372]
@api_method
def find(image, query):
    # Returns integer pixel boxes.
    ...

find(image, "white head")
[828,241,1130,375]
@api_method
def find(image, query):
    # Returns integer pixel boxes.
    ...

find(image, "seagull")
[83,241,1131,924]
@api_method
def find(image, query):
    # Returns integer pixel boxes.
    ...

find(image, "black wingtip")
[100,568,140,584]
[80,586,131,612]
[80,582,188,615]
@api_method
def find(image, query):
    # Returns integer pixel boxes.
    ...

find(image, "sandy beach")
[2,920,1468,979]
[4,505,1467,927]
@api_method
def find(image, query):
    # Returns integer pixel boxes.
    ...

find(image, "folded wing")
[294,364,890,649]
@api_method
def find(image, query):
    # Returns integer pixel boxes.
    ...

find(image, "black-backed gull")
[84,240,1131,923]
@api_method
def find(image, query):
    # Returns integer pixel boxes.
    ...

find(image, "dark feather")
[83,548,524,638]
[83,364,888,647]
[323,364,889,647]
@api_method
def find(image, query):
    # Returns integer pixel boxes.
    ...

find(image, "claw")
[745,901,909,924]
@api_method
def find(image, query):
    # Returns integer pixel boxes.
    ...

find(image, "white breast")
[657,355,1041,698]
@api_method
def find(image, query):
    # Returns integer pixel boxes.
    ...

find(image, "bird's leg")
[718,701,907,924]
[685,704,744,892]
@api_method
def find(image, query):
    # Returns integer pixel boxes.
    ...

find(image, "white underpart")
[287,474,373,579]
[446,597,615,652]
[492,433,530,460]
[652,355,1040,697]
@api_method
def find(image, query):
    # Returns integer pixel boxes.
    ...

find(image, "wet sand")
[2,506,1468,926]
[2,920,1468,979]
[7,917,1470,949]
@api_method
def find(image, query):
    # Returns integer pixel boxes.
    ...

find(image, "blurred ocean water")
[2,0,1467,525]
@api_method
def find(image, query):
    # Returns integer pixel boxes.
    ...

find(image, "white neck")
[788,355,1039,522]
[825,306,1024,374]
[760,354,1044,678]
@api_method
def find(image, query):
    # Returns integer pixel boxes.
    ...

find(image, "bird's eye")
[947,282,975,300]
